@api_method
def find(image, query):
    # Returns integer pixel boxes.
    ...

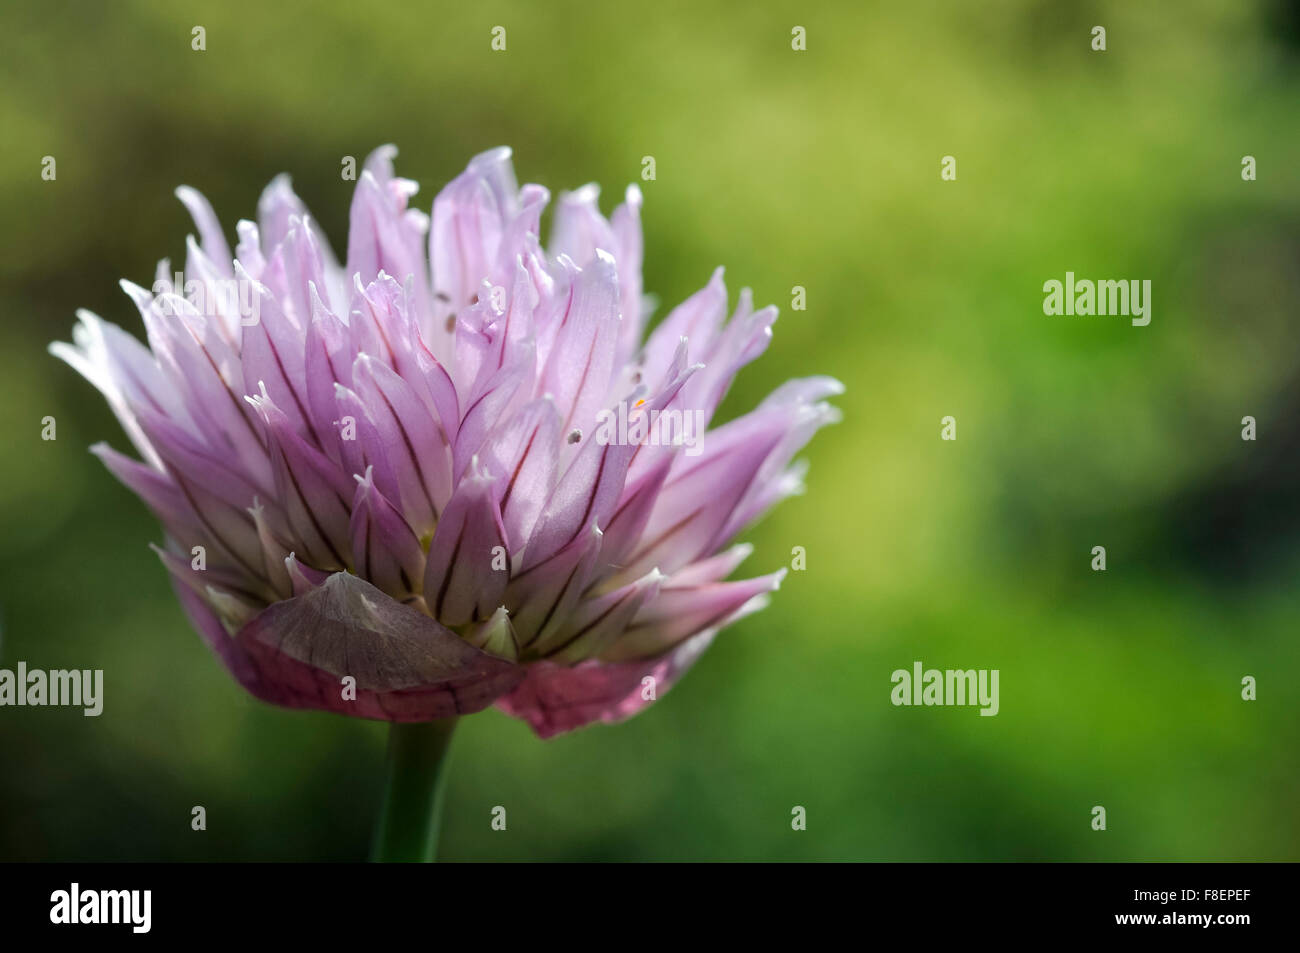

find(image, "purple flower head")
[52,146,841,737]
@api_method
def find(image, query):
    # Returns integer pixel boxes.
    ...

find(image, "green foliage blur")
[1,0,1297,861]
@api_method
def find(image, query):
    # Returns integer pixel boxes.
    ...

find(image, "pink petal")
[174,185,233,278]
[303,288,356,463]
[609,185,645,365]
[507,520,603,652]
[350,467,426,600]
[604,570,785,662]
[497,630,714,738]
[640,267,727,384]
[422,463,510,627]
[347,148,432,326]
[238,262,319,446]
[535,567,663,663]
[246,391,354,571]
[353,352,452,534]
[538,250,622,440]
[619,409,786,577]
[256,174,308,253]
[480,397,561,551]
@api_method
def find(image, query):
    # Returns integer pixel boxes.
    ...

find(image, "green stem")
[370,718,457,862]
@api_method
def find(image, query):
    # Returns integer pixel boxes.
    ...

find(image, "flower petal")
[133,405,274,578]
[713,376,843,543]
[352,352,451,535]
[496,630,714,738]
[522,430,633,572]
[350,467,426,601]
[465,605,520,662]
[422,462,510,627]
[618,408,788,577]
[304,286,357,463]
[508,520,603,653]
[640,267,727,385]
[536,567,663,663]
[171,576,268,698]
[603,569,785,662]
[347,147,432,327]
[610,185,645,364]
[91,442,196,541]
[452,347,533,483]
[256,174,308,253]
[479,396,561,551]
[238,262,319,446]
[246,389,354,571]
[429,146,519,359]
[136,288,272,491]
[539,249,622,440]
[49,310,183,470]
[174,185,233,278]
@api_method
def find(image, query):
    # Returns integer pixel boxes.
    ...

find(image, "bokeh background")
[1,0,1297,861]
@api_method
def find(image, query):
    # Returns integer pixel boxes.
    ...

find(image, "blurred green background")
[1,0,1298,861]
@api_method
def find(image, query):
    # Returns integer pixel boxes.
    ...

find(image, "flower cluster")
[52,146,840,736]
